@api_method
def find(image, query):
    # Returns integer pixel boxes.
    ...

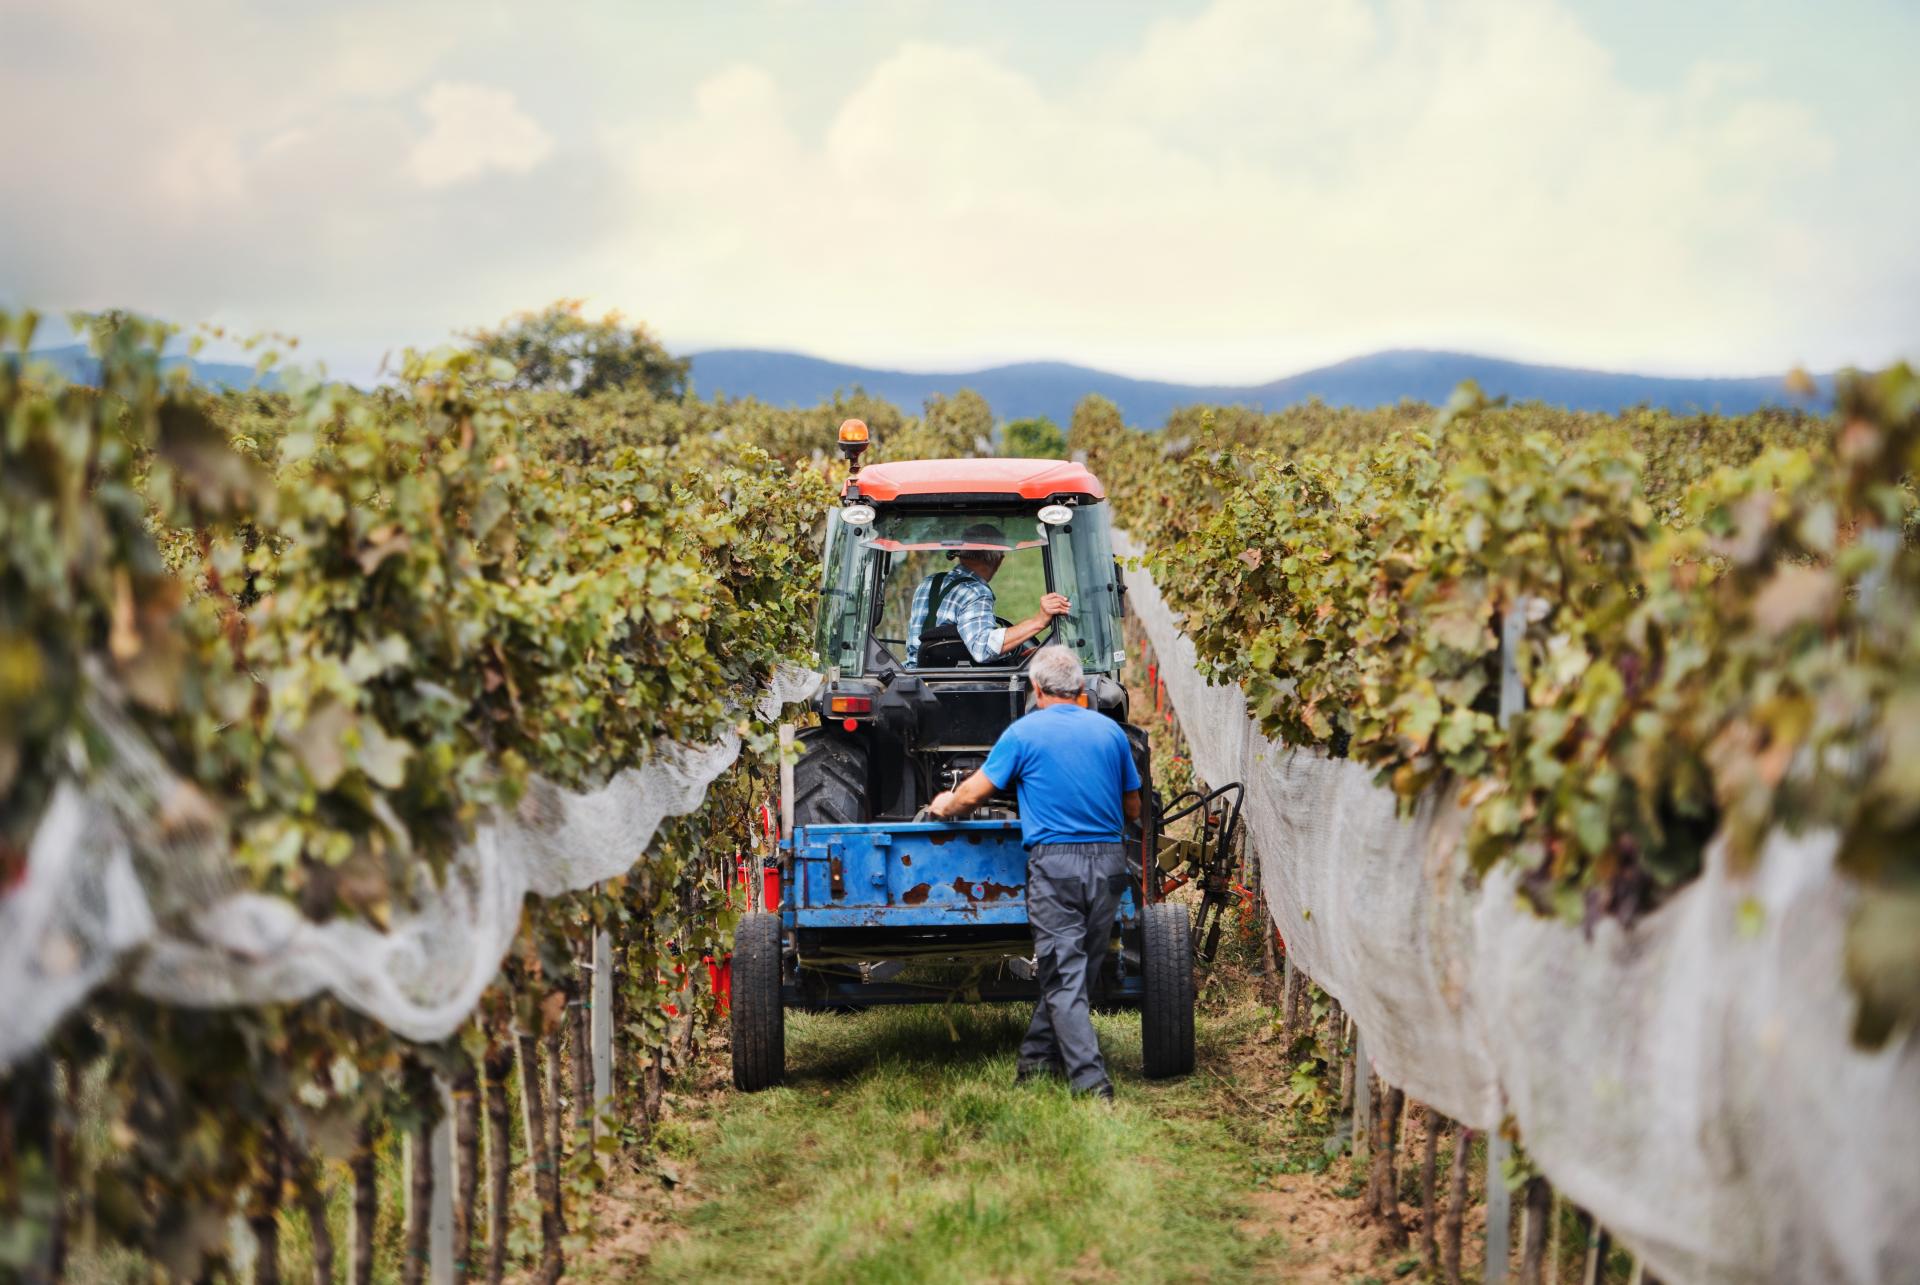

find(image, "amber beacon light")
[837,418,871,470]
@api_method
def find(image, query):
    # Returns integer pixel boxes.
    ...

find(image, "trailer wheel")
[730,912,785,1091]
[793,728,869,826]
[1141,902,1195,1078]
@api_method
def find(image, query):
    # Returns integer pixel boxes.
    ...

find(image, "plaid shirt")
[905,564,1007,665]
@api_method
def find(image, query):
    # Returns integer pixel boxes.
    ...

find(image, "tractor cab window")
[1045,510,1119,673]
[816,503,1123,677]
[861,514,1049,667]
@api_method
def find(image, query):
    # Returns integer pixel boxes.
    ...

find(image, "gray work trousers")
[1019,842,1129,1091]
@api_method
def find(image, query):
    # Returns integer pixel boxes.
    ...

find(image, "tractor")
[729,420,1241,1090]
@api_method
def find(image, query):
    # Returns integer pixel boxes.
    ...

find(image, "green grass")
[645,1004,1289,1284]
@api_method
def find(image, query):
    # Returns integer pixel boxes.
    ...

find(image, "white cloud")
[0,0,1910,382]
[408,82,553,189]
[600,0,1880,378]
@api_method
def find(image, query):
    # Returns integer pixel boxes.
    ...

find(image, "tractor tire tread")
[730,912,785,1091]
[793,729,870,827]
[1141,902,1195,1078]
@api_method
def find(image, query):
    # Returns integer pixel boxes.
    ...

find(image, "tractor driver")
[904,522,1071,667]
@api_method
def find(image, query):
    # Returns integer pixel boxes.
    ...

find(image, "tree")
[465,300,688,399]
[921,389,995,455]
[1068,394,1123,454]
[1001,416,1066,459]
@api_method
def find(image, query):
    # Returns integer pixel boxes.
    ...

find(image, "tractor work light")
[1037,503,1073,525]
[829,695,873,715]
[840,503,876,527]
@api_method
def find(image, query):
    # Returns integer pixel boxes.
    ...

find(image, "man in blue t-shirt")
[928,646,1142,1098]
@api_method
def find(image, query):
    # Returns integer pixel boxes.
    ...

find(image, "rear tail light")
[829,695,873,715]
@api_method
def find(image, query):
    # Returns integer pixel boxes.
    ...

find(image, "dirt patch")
[1239,1179,1374,1281]
[1191,986,1495,1284]
[573,1169,700,1280]
[1235,1156,1490,1283]
[511,1040,740,1282]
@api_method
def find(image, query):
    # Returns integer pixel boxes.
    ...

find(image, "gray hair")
[1029,645,1085,698]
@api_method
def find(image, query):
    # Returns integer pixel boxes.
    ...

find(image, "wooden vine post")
[349,1120,378,1285]
[1329,1000,1351,1113]
[1486,1131,1513,1283]
[1368,1085,1407,1245]
[1352,1030,1371,1163]
[1279,950,1298,1043]
[1580,1216,1613,1285]
[1420,1106,1441,1269]
[517,1022,566,1285]
[1442,1124,1471,1285]
[426,1077,455,1285]
[482,1035,515,1285]
[246,1122,285,1285]
[541,1022,566,1183]
[400,1063,436,1285]
[452,1056,481,1283]
[592,925,615,1145]
[1518,1175,1552,1284]
[567,960,592,1143]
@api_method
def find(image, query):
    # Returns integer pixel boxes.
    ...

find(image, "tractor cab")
[810,457,1132,821]
[727,426,1200,1093]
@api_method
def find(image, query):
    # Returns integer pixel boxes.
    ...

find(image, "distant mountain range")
[688,348,1831,426]
[12,343,281,391]
[17,342,1831,426]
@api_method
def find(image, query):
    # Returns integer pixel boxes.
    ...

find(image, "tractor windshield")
[816,504,1122,677]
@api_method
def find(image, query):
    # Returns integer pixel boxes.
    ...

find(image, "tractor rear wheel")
[730,912,785,1091]
[1141,902,1195,1078]
[792,728,869,826]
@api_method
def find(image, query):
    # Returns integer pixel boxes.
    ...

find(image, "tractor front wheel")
[1140,902,1195,1078]
[730,912,786,1091]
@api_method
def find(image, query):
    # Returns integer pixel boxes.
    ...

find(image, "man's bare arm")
[1123,789,1142,824]
[928,768,997,819]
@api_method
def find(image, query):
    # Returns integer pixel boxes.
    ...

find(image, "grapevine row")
[0,311,831,1280]
[1076,372,1919,1045]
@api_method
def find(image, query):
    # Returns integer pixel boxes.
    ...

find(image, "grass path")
[566,982,1423,1284]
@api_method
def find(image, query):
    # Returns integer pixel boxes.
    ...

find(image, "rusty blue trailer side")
[777,819,1146,1011]
[782,819,1138,931]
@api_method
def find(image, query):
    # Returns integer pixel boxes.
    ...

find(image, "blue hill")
[17,342,1832,424]
[689,348,1830,426]
[13,343,282,391]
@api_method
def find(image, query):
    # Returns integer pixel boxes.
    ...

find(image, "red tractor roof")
[848,458,1106,503]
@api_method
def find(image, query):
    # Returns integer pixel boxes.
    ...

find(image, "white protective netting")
[0,666,819,1066]
[1117,532,1920,1285]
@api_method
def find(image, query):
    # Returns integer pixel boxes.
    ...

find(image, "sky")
[0,0,1914,385]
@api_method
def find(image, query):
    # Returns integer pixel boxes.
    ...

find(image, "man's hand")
[928,769,996,820]
[1001,593,1072,653]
